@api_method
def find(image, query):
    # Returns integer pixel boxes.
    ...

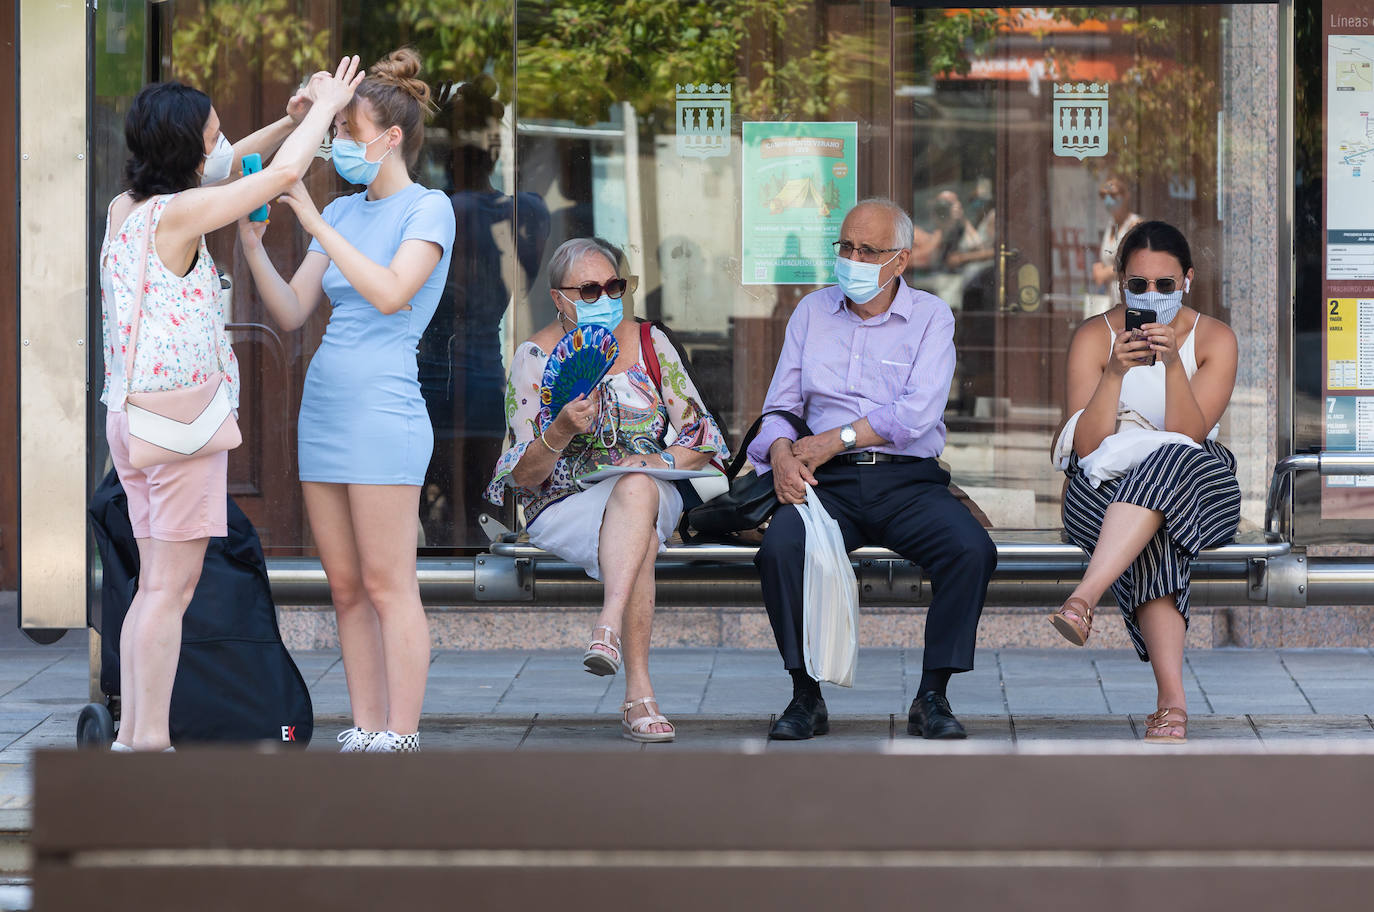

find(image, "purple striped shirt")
[747,278,956,472]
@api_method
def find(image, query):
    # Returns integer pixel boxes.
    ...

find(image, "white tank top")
[1105,313,1219,440]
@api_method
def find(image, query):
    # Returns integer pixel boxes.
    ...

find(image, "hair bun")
[369,47,432,109]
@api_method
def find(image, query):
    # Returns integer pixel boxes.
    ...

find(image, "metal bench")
[261,451,1374,608]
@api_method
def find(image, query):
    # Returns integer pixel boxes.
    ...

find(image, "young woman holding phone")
[1051,221,1240,744]
[238,48,456,753]
[101,57,364,752]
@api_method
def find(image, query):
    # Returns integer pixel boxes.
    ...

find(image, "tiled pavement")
[1,643,1371,836]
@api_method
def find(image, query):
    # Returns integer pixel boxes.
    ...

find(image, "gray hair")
[547,237,620,289]
[851,197,915,250]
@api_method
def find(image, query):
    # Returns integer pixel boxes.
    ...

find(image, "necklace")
[595,379,619,449]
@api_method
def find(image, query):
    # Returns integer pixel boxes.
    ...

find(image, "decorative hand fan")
[538,325,618,432]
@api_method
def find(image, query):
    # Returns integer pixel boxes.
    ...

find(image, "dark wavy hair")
[124,82,213,201]
[1115,219,1194,276]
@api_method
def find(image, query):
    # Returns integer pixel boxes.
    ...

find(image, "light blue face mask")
[331,132,392,186]
[1102,194,1120,211]
[560,291,622,331]
[1124,288,1185,326]
[833,251,900,306]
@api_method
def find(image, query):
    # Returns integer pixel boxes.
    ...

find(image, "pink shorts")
[106,411,228,541]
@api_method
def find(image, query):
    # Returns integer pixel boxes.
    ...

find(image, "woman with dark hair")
[238,48,456,753]
[101,57,364,752]
[486,237,728,743]
[1050,220,1240,744]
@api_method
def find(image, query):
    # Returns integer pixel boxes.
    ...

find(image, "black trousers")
[755,459,996,673]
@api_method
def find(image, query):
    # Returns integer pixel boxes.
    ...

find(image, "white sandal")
[621,696,675,743]
[582,625,622,676]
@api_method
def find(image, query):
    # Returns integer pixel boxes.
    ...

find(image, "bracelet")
[537,432,563,454]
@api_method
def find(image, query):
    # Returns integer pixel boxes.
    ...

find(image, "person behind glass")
[751,198,997,742]
[486,238,729,743]
[1052,221,1240,744]
[418,76,550,545]
[237,48,457,753]
[1090,176,1142,308]
[100,59,364,752]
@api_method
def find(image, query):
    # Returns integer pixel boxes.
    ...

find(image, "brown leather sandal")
[1144,707,1188,744]
[1048,597,1094,646]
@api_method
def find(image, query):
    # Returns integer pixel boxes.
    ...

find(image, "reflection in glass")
[419,79,549,545]
[129,1,1278,552]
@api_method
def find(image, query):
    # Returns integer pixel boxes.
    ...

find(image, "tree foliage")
[169,0,332,95]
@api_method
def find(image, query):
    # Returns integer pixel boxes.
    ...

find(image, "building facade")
[3,1,1370,641]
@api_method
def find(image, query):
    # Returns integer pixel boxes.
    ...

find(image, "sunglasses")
[1125,277,1179,295]
[557,276,638,304]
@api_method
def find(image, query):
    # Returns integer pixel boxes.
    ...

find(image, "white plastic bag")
[797,485,859,688]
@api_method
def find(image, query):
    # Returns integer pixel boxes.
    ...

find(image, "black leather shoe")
[907,691,967,739]
[768,692,829,740]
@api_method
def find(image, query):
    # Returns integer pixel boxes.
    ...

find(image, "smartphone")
[1124,307,1156,366]
[241,153,269,223]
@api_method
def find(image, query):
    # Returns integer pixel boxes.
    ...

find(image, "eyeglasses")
[1125,277,1179,295]
[833,241,903,261]
[557,276,638,303]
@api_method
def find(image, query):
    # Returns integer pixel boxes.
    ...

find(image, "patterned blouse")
[486,323,729,525]
[99,193,239,412]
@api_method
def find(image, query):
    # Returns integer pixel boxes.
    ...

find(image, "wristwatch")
[660,449,677,469]
[839,424,858,450]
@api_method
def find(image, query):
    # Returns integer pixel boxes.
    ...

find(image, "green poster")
[741,122,857,285]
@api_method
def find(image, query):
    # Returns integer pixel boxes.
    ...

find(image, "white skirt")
[527,475,683,581]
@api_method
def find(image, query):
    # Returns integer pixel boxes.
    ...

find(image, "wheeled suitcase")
[83,468,313,746]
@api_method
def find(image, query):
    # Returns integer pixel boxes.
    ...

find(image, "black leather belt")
[832,452,926,466]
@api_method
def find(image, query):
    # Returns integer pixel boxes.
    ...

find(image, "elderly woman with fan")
[487,237,728,742]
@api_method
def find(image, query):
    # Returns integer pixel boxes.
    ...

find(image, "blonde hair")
[352,47,433,168]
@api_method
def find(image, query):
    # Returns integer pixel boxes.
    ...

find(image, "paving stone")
[1013,715,1135,741]
[764,716,894,751]
[663,718,770,751]
[1130,713,1259,741]
[1299,690,1374,714]
[1248,715,1374,740]
[896,715,1015,747]
[518,715,646,751]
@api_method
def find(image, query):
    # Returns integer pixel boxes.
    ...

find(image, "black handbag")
[687,410,813,537]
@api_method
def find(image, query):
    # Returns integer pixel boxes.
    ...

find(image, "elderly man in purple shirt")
[750,198,997,740]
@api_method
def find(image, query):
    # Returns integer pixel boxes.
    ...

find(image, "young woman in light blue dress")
[238,48,456,752]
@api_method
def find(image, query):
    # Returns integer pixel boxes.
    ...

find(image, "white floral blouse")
[99,193,238,412]
[486,323,729,525]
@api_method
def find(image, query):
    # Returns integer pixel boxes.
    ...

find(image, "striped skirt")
[1062,440,1241,661]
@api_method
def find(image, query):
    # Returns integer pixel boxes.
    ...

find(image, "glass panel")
[894,4,1278,530]
[513,0,895,451]
[90,0,154,626]
[153,0,518,552]
[119,1,1280,555]
[1294,0,1374,542]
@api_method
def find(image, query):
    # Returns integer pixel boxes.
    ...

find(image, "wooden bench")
[32,748,1374,910]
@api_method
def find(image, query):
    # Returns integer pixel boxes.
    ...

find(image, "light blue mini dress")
[299,182,456,485]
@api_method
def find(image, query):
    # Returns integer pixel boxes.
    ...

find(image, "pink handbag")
[113,197,241,469]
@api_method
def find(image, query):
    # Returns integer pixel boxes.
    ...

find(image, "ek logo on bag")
[281,725,296,742]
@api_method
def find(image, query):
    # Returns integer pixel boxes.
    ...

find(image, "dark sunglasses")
[1125,277,1179,295]
[557,276,637,303]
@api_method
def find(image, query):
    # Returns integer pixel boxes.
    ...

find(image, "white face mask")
[834,251,900,306]
[201,133,234,184]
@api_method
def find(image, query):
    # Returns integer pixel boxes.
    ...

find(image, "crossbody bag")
[114,197,241,469]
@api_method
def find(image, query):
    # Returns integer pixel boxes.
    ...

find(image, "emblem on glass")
[1053,82,1109,160]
